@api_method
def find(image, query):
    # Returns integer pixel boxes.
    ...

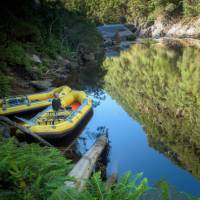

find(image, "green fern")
[0,137,72,200]
[50,171,149,200]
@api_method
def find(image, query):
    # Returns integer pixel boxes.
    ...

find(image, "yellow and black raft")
[20,90,92,138]
[0,86,71,116]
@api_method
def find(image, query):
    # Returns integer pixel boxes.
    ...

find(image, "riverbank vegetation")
[66,0,200,23]
[1,136,199,200]
[0,0,102,97]
[0,136,148,200]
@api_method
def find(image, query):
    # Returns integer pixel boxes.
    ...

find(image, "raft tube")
[23,90,92,138]
[0,86,71,115]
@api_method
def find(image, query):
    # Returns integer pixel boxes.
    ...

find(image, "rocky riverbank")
[136,15,200,39]
[97,24,136,56]
[97,15,200,58]
[0,0,104,97]
[97,16,200,43]
[7,47,104,96]
[28,47,104,91]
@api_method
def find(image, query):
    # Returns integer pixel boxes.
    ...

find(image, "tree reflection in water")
[103,42,200,180]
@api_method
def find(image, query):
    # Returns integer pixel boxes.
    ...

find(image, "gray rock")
[54,73,69,81]
[31,54,42,64]
[71,62,79,69]
[63,59,71,67]
[117,30,135,41]
[30,80,52,90]
[104,38,113,46]
[83,52,95,61]
[57,55,63,61]
[142,15,200,39]
[166,17,200,38]
[97,24,135,41]
[125,24,137,33]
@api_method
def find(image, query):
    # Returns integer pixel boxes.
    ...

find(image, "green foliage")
[0,73,11,97]
[0,0,102,95]
[183,0,200,16]
[0,42,33,71]
[0,137,198,199]
[0,137,72,200]
[156,180,170,200]
[64,0,200,24]
[51,171,148,200]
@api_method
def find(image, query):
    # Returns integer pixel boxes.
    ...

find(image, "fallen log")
[0,116,53,147]
[65,135,108,191]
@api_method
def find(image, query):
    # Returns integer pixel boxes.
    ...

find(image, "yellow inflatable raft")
[22,90,92,138]
[0,86,71,116]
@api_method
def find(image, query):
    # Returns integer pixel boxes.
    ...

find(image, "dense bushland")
[0,0,102,97]
[0,137,72,199]
[65,0,200,23]
[0,136,148,200]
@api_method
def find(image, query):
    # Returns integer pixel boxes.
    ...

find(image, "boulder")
[166,17,200,38]
[143,15,200,39]
[97,24,135,41]
[117,30,135,41]
[63,59,71,67]
[71,62,79,69]
[125,24,137,33]
[31,54,42,64]
[104,38,113,46]
[151,16,168,38]
[83,52,95,62]
[30,79,52,90]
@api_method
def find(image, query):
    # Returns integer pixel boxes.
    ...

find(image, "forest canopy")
[64,0,200,23]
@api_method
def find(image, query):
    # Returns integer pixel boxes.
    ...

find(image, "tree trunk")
[65,135,108,191]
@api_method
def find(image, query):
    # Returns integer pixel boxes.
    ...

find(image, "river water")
[65,41,200,197]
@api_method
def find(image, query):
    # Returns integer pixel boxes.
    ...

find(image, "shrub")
[10,20,42,43]
[0,42,33,71]
[0,137,72,200]
[51,172,149,200]
[183,0,200,16]
[165,3,177,14]
[0,73,10,97]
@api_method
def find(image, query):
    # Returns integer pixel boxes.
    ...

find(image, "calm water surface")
[69,42,200,197]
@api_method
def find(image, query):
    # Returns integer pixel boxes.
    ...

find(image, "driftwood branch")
[65,135,108,191]
[0,116,53,147]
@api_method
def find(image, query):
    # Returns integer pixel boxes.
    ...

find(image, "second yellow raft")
[0,86,71,116]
